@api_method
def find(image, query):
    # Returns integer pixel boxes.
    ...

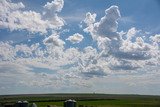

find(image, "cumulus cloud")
[0,3,160,94]
[0,41,16,61]
[77,46,110,78]
[0,42,42,60]
[0,41,109,79]
[0,0,45,32]
[84,5,121,40]
[8,11,48,33]
[83,5,122,58]
[108,58,141,70]
[43,33,65,47]
[82,6,160,70]
[84,12,96,26]
[97,36,120,53]
[95,5,121,39]
[126,27,138,40]
[0,41,109,93]
[43,0,65,29]
[151,34,160,43]
[43,0,64,12]
[0,0,65,33]
[118,37,157,59]
[82,65,107,78]
[0,63,62,92]
[83,12,96,39]
[0,35,159,94]
[0,0,25,12]
[110,32,160,70]
[66,33,84,44]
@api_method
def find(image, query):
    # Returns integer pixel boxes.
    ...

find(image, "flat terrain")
[0,93,160,107]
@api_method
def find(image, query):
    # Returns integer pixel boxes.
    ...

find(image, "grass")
[35,99,160,107]
[77,99,160,107]
[0,94,160,107]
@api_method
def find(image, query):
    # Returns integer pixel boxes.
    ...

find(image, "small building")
[64,99,76,107]
[15,101,28,107]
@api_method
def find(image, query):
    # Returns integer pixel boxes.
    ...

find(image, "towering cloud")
[84,5,121,40]
[83,5,122,58]
[94,6,121,39]
[43,0,65,29]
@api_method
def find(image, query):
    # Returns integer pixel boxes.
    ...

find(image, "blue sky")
[0,0,160,95]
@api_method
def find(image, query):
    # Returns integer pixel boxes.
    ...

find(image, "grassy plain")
[0,93,160,107]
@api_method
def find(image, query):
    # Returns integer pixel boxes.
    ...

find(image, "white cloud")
[151,34,160,43]
[120,37,151,52]
[81,65,107,78]
[84,5,121,40]
[0,0,25,12]
[77,46,111,78]
[83,5,122,57]
[66,33,84,44]
[82,6,159,70]
[0,3,160,94]
[111,31,160,70]
[8,10,48,33]
[0,62,62,90]
[84,12,96,26]
[43,0,64,12]
[0,36,159,94]
[126,27,138,40]
[47,14,65,29]
[0,0,65,33]
[109,58,141,70]
[97,36,111,51]
[43,33,65,47]
[0,41,109,79]
[43,0,65,29]
[0,41,16,61]
[99,5,121,35]
[83,12,96,39]
[0,42,106,93]
[118,36,158,60]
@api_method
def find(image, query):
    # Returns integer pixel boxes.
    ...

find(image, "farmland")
[0,93,160,107]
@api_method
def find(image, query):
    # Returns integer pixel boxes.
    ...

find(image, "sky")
[0,0,160,95]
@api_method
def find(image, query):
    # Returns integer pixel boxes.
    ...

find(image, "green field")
[0,94,160,107]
